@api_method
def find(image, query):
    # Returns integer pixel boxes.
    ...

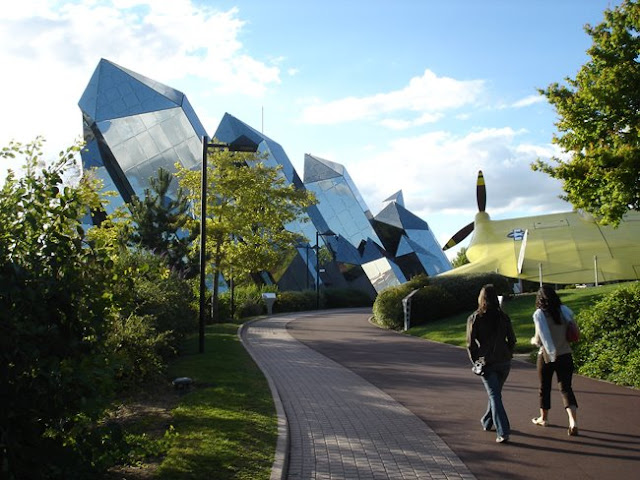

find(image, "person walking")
[530,285,580,436]
[466,284,517,443]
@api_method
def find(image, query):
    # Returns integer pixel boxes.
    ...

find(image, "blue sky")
[0,0,622,258]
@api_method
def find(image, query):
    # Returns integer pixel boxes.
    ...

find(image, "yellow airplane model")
[440,171,640,285]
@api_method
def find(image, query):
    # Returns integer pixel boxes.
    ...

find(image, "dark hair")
[535,285,562,324]
[477,284,501,315]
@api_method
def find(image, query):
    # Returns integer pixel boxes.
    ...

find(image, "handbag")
[472,357,486,376]
[566,320,580,343]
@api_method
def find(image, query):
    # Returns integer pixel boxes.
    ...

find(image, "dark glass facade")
[79,59,451,294]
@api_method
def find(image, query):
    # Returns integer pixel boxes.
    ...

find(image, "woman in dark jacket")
[466,284,517,443]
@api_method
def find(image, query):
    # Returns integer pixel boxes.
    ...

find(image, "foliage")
[534,0,640,225]
[451,247,469,268]
[407,282,630,355]
[0,139,199,478]
[428,272,512,312]
[372,283,415,329]
[175,148,315,322]
[324,287,373,308]
[105,312,172,391]
[104,249,198,352]
[573,282,640,387]
[129,167,196,277]
[273,289,317,313]
[410,285,457,326]
[220,284,278,319]
[372,272,512,330]
[0,139,117,478]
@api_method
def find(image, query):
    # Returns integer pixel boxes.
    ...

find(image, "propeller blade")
[476,170,486,212]
[443,221,474,251]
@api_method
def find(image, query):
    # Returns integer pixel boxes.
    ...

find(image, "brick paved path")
[240,313,476,480]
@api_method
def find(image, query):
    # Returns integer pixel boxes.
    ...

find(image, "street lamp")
[315,229,336,309]
[199,135,258,354]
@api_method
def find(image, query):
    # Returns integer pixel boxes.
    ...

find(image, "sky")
[0,0,623,259]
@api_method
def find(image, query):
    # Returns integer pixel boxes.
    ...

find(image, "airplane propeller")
[443,170,487,251]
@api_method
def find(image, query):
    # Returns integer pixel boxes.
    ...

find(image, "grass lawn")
[155,323,276,480]
[406,283,626,354]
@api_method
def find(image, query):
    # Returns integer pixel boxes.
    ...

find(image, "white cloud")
[301,69,485,125]
[0,0,280,162]
[510,94,546,108]
[346,127,568,224]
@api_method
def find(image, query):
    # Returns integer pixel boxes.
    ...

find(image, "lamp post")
[305,244,310,290]
[315,229,336,309]
[199,135,258,354]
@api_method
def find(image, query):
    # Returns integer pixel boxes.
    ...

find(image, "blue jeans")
[480,361,511,438]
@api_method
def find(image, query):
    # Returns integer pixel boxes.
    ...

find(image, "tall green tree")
[129,167,194,276]
[534,0,640,225]
[451,247,469,268]
[175,148,315,322]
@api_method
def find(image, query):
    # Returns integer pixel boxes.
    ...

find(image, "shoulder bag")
[566,319,580,343]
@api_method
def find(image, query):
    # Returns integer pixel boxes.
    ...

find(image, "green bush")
[221,283,279,320]
[405,273,430,289]
[429,272,512,311]
[108,250,197,358]
[106,312,171,391]
[0,140,118,478]
[372,272,512,330]
[274,290,317,313]
[133,272,197,346]
[372,283,414,329]
[573,282,640,388]
[324,287,373,308]
[410,285,457,326]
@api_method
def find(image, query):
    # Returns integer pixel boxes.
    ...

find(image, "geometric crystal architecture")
[213,113,343,291]
[304,154,407,291]
[373,197,452,278]
[78,58,207,216]
[78,59,451,295]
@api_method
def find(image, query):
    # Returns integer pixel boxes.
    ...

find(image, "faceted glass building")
[304,154,407,292]
[373,194,451,278]
[78,58,206,216]
[214,113,345,291]
[78,59,450,295]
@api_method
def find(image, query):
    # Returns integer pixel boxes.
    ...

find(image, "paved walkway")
[241,312,475,480]
[240,309,640,480]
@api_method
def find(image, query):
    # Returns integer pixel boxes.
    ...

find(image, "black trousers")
[537,353,578,410]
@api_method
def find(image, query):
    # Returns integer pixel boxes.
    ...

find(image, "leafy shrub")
[105,312,172,391]
[429,272,512,312]
[410,285,457,326]
[372,272,512,330]
[324,287,373,308]
[0,140,117,478]
[372,283,414,329]
[221,283,279,320]
[573,282,640,388]
[133,273,197,346]
[274,290,317,313]
[106,250,197,355]
[405,273,430,289]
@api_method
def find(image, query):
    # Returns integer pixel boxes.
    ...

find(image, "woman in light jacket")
[467,284,517,444]
[531,285,579,436]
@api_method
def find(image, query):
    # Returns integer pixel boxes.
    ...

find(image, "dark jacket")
[466,309,517,365]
